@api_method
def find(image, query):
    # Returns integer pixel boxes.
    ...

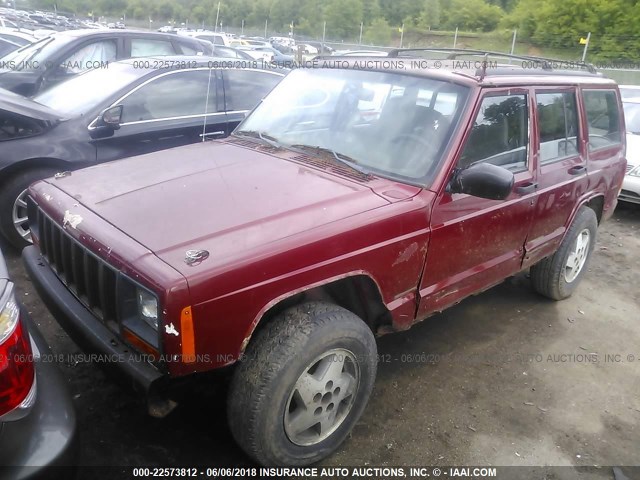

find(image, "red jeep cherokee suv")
[23,50,627,465]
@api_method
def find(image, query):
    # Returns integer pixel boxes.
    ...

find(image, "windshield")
[623,102,640,134]
[0,35,67,70]
[236,68,469,182]
[34,62,147,116]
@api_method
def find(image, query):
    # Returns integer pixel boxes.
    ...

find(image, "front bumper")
[619,174,640,204]
[0,311,78,480]
[22,245,165,397]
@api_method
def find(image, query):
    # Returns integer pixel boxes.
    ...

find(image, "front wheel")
[530,206,598,300]
[0,168,59,250]
[227,301,377,465]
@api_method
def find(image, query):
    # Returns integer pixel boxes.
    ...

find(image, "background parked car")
[206,45,254,60]
[0,27,37,47]
[619,84,640,101]
[236,45,273,62]
[304,41,334,54]
[0,246,77,478]
[0,56,286,248]
[0,29,210,96]
[177,30,230,47]
[619,98,640,204]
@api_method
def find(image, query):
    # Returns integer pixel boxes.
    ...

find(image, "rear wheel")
[530,206,598,300]
[227,301,377,465]
[0,168,59,250]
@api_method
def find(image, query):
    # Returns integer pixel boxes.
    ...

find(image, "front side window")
[583,89,621,150]
[536,92,579,163]
[458,94,529,171]
[236,68,469,182]
[130,39,175,57]
[120,70,215,123]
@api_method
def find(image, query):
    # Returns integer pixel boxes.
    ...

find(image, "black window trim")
[581,87,623,153]
[457,89,531,174]
[534,88,581,166]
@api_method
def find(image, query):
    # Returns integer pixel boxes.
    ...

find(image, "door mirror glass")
[101,105,123,128]
[450,162,514,200]
[89,105,123,139]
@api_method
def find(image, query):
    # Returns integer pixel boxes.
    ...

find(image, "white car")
[236,46,273,62]
[178,30,230,47]
[619,85,640,101]
[620,99,640,204]
[299,43,318,54]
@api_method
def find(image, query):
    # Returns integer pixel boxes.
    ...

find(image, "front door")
[95,68,227,162]
[418,89,538,317]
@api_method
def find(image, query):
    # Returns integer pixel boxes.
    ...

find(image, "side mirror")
[88,105,123,140]
[449,162,514,200]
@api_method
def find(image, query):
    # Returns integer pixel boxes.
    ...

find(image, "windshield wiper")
[290,144,371,176]
[234,130,282,148]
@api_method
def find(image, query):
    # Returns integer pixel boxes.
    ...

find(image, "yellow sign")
[579,37,588,45]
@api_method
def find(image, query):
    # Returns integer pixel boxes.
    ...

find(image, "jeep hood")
[46,141,392,274]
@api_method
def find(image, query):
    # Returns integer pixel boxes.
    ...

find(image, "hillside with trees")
[24,0,640,60]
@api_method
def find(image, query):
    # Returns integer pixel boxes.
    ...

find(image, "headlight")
[137,288,158,330]
[629,165,640,177]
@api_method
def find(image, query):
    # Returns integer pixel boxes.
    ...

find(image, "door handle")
[568,165,586,175]
[200,130,226,138]
[515,182,538,195]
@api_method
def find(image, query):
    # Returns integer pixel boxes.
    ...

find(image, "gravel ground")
[2,203,639,479]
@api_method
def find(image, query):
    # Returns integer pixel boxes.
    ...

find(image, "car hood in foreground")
[0,86,63,121]
[45,141,394,275]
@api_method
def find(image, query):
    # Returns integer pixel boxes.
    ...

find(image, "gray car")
[0,246,77,480]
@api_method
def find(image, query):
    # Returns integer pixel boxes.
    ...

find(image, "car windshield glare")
[34,63,145,116]
[236,68,469,183]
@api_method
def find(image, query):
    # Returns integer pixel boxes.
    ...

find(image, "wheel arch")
[0,158,74,187]
[239,272,391,356]
[563,193,605,239]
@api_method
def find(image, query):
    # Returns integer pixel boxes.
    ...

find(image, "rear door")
[522,87,589,266]
[418,89,538,317]
[95,68,226,162]
[221,69,284,135]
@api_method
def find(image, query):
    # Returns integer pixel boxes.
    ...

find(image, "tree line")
[26,0,640,60]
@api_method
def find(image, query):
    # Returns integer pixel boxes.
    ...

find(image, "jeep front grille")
[35,207,119,329]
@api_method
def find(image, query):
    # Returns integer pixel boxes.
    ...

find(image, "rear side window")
[223,70,282,112]
[131,39,175,57]
[179,43,199,55]
[583,89,621,150]
[536,92,579,163]
[60,40,116,74]
[458,94,529,171]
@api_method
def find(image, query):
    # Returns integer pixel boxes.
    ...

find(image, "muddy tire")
[227,301,377,466]
[530,206,598,300]
[0,168,58,250]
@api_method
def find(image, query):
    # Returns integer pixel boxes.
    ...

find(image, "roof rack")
[387,48,598,76]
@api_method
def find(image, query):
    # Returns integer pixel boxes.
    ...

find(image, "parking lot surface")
[3,204,638,478]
